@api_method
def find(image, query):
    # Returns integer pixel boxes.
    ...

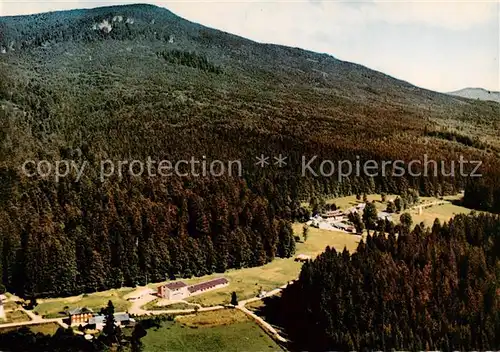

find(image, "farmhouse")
[157,281,190,300]
[87,313,135,330]
[157,277,229,300]
[68,307,94,325]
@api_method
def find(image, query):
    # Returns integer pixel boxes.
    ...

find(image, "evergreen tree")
[399,213,413,234]
[362,202,378,233]
[386,201,395,213]
[348,212,364,234]
[231,291,238,306]
[394,197,402,213]
[130,324,147,352]
[302,225,309,242]
[102,300,118,345]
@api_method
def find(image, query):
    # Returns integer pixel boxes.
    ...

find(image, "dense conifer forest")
[0,4,499,299]
[276,213,500,351]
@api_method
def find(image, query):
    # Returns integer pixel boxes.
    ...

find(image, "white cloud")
[368,1,498,30]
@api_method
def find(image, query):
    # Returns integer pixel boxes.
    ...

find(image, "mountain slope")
[0,4,499,297]
[448,87,500,103]
[0,4,494,110]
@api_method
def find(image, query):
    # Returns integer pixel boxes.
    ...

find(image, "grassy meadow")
[175,226,360,306]
[33,288,133,318]
[141,309,283,352]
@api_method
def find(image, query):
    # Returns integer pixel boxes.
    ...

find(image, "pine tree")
[302,225,309,242]
[399,213,413,234]
[386,201,395,213]
[131,323,147,352]
[231,291,238,306]
[102,300,118,345]
[362,202,378,233]
[394,197,402,213]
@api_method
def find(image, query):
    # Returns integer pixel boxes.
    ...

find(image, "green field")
[0,322,61,336]
[33,288,133,318]
[323,194,471,226]
[324,193,399,210]
[29,323,61,335]
[141,309,283,352]
[26,221,360,313]
[406,201,473,227]
[3,309,30,323]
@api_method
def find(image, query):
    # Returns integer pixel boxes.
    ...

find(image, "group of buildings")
[67,277,229,329]
[308,202,393,233]
[68,307,135,330]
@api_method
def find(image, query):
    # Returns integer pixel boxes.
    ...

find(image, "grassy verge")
[245,300,266,311]
[143,300,196,311]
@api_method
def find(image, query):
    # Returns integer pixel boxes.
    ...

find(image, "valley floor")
[0,194,477,350]
[12,194,474,315]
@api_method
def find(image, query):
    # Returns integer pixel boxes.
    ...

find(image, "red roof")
[188,278,228,293]
[164,281,187,290]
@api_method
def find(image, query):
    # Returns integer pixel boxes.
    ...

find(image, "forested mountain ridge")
[449,88,500,104]
[0,4,499,298]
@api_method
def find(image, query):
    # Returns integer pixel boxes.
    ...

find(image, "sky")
[1,0,498,92]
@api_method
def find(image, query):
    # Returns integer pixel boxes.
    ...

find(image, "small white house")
[295,254,312,262]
